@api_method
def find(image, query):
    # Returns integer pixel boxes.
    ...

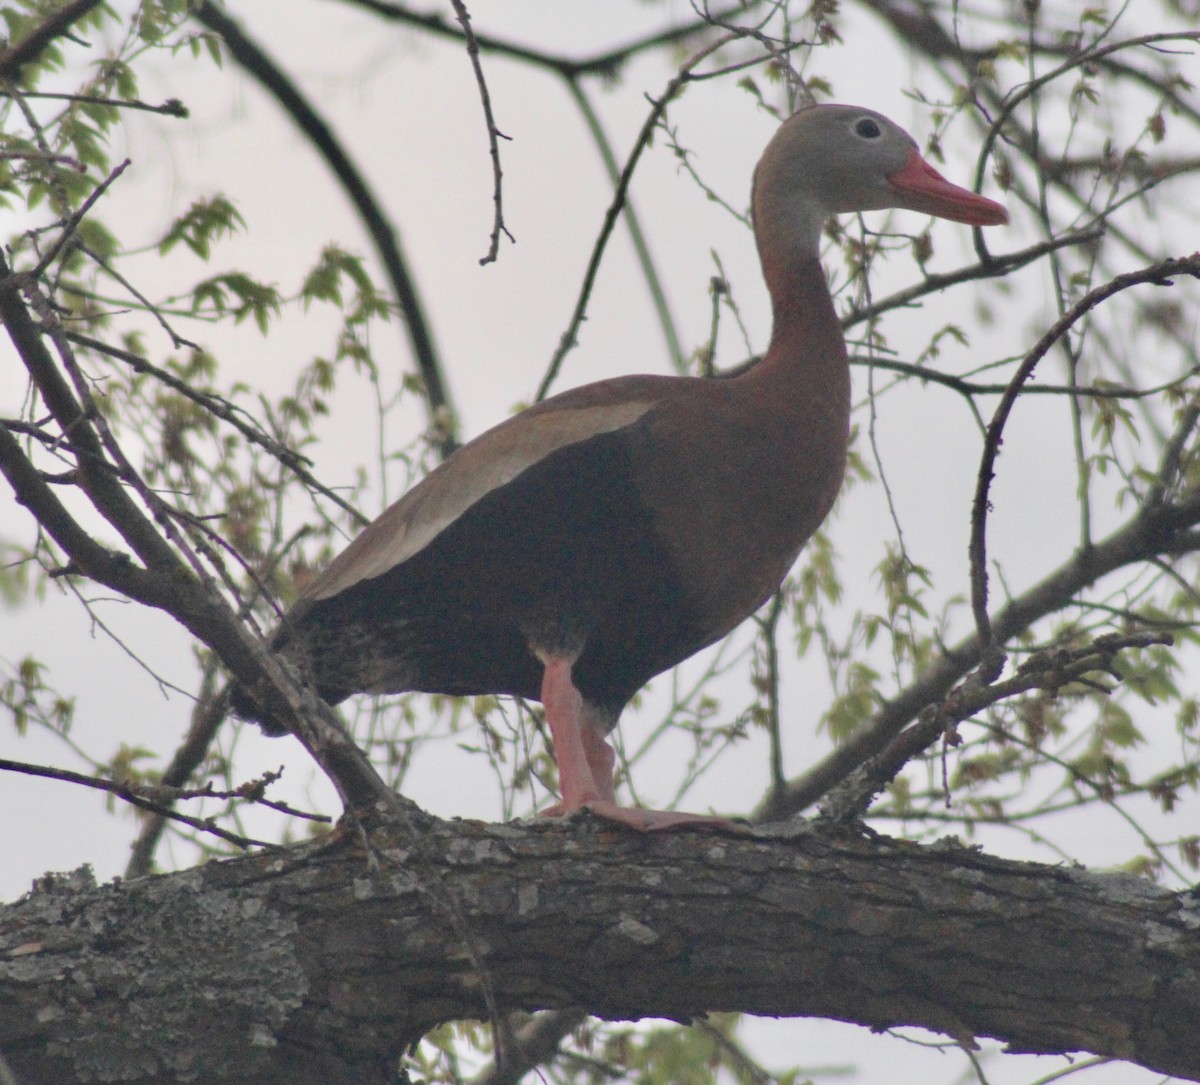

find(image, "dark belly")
[281,431,699,719]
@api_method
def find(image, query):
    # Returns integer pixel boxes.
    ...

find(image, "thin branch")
[1,409,396,818]
[341,0,748,80]
[756,591,787,803]
[693,1018,776,1085]
[536,31,739,401]
[448,0,513,266]
[471,1009,588,1085]
[818,632,1175,823]
[159,768,333,822]
[64,331,369,527]
[0,147,84,170]
[73,239,202,351]
[0,88,188,116]
[857,0,986,66]
[567,78,686,374]
[0,756,284,852]
[192,1,459,457]
[841,229,1103,330]
[126,664,226,879]
[36,293,220,587]
[852,356,1199,402]
[3,250,225,596]
[1144,394,1200,512]
[1039,154,1200,184]
[0,0,104,82]
[758,491,1200,822]
[29,159,130,278]
[973,32,1200,203]
[0,420,167,608]
[969,253,1200,652]
[1,259,402,816]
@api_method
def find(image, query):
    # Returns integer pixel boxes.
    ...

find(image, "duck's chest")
[627,375,851,642]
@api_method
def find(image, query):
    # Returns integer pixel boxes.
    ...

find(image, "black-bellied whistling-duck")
[232,104,1007,829]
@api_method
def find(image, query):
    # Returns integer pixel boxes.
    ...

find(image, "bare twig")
[0,88,188,116]
[841,229,1103,330]
[28,159,130,279]
[192,1,459,457]
[535,31,740,401]
[969,253,1200,653]
[853,356,1199,403]
[64,331,369,527]
[448,0,514,265]
[0,756,286,852]
[756,591,787,802]
[567,79,686,373]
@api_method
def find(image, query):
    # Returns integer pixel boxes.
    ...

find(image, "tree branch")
[567,78,686,374]
[535,30,739,401]
[0,258,400,817]
[760,492,1200,820]
[3,816,1198,1084]
[969,253,1200,650]
[817,632,1175,823]
[0,254,187,576]
[1,400,396,814]
[841,229,1103,331]
[340,0,745,80]
[448,0,513,266]
[0,757,286,852]
[64,331,368,528]
[471,1009,588,1085]
[192,1,459,457]
[0,0,105,82]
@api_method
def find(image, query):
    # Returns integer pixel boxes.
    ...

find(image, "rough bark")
[2,814,1199,1085]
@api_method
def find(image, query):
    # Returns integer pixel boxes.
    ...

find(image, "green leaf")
[191,271,281,332]
[159,194,245,258]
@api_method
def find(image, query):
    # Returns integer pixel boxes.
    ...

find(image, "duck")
[230,103,1007,830]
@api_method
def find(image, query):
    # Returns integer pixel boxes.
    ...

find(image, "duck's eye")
[854,117,882,139]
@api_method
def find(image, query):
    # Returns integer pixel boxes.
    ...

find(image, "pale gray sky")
[2,4,1196,1082]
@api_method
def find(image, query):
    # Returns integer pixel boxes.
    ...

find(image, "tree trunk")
[2,814,1198,1084]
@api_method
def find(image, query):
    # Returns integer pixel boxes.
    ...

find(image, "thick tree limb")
[2,816,1199,1085]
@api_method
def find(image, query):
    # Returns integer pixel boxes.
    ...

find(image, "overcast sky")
[2,4,1196,1082]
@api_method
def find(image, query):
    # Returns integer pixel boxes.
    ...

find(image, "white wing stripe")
[305,400,655,601]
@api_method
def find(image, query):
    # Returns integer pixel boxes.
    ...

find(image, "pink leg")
[577,700,617,804]
[534,651,748,834]
[538,654,610,810]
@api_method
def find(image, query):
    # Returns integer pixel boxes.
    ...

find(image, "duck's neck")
[749,152,848,385]
[755,248,849,396]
